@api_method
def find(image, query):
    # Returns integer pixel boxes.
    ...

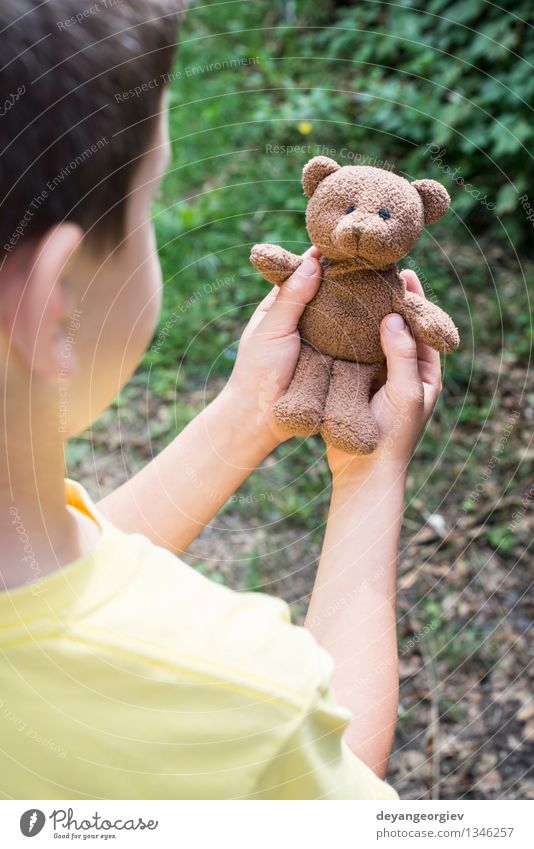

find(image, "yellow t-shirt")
[0,481,398,800]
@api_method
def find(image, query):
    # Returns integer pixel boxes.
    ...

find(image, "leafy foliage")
[306,0,533,243]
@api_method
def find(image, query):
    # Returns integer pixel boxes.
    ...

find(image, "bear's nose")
[334,215,367,250]
[349,220,365,236]
[342,213,368,233]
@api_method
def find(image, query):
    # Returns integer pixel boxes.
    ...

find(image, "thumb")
[380,313,421,392]
[258,255,322,337]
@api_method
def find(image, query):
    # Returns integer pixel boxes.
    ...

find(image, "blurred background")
[70,1,533,799]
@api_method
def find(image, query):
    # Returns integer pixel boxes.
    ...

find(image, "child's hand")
[226,245,323,445]
[227,261,442,468]
[327,269,443,481]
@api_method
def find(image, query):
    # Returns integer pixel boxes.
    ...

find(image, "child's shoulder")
[71,507,334,713]
[129,540,330,706]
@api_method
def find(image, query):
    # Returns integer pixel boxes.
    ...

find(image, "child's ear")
[411,179,450,225]
[0,224,83,379]
[302,156,340,197]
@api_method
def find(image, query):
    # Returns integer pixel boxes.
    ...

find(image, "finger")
[400,268,441,389]
[418,342,442,393]
[243,246,321,339]
[257,286,280,311]
[243,244,321,335]
[239,287,280,339]
[400,268,425,298]
[258,253,322,338]
[380,313,422,398]
[251,245,319,318]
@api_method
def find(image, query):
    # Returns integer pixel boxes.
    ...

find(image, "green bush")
[300,0,532,245]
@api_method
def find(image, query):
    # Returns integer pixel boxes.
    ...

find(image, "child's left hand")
[226,245,323,445]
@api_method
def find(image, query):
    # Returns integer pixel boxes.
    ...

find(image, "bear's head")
[303,156,450,268]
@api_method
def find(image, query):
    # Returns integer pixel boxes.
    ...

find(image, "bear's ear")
[411,179,450,225]
[302,156,340,197]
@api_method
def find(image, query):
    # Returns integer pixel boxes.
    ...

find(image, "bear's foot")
[273,397,323,436]
[321,415,379,455]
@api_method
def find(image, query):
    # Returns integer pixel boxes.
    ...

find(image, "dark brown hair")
[0,0,182,255]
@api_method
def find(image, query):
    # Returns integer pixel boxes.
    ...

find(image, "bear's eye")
[378,207,391,220]
[345,205,356,214]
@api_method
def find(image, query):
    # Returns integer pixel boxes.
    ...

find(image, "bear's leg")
[272,344,332,436]
[321,360,381,454]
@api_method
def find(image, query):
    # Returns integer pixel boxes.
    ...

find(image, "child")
[0,0,443,799]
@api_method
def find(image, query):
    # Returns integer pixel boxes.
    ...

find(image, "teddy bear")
[250,155,459,454]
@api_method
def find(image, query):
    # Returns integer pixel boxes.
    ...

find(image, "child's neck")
[0,371,99,591]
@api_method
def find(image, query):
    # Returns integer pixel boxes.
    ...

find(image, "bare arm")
[306,460,404,778]
[98,248,323,551]
[98,388,279,552]
[306,269,444,778]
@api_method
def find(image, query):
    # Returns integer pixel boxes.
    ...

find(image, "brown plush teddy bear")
[250,156,459,454]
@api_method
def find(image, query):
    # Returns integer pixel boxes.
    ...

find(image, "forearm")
[305,458,406,777]
[98,387,278,553]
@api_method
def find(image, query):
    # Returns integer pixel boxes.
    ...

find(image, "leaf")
[495,183,519,214]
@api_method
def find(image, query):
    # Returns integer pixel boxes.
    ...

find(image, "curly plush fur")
[250,156,459,454]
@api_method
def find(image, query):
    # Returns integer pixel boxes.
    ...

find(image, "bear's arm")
[393,287,460,353]
[250,244,303,285]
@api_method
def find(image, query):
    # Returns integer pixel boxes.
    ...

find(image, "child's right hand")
[327,269,444,482]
